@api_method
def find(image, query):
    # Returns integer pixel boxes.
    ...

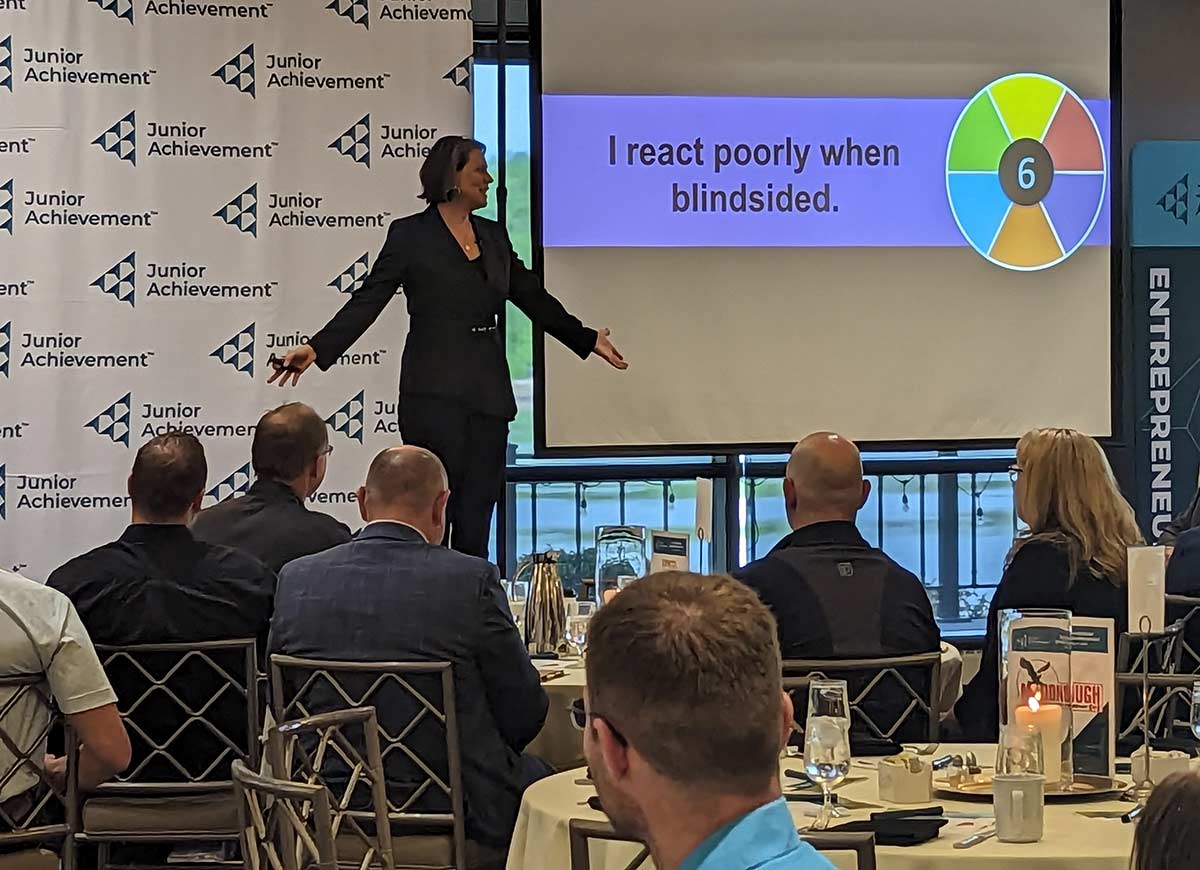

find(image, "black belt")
[411,317,498,335]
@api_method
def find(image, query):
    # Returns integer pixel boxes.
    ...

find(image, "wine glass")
[803,680,851,830]
[1191,680,1200,741]
[566,614,591,657]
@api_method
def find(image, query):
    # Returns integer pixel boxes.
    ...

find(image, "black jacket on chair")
[268,522,550,847]
[191,478,351,574]
[734,521,940,741]
[306,206,597,421]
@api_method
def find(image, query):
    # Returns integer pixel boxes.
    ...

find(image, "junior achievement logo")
[325,391,365,443]
[329,254,370,293]
[92,252,136,307]
[14,329,154,371]
[443,56,470,91]
[1157,173,1199,227]
[1,276,33,299]
[213,42,390,99]
[101,257,275,306]
[326,0,369,29]
[11,42,156,89]
[92,0,273,25]
[378,0,470,23]
[211,323,256,378]
[3,468,131,514]
[1,36,12,92]
[0,179,12,234]
[328,114,442,166]
[215,183,389,235]
[206,462,252,503]
[86,391,257,444]
[0,322,10,377]
[86,392,132,447]
[8,180,157,232]
[93,111,277,165]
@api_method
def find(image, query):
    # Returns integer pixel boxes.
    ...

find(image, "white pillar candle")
[1014,699,1064,785]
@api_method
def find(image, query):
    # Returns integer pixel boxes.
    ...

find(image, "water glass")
[804,680,851,830]
[998,725,1045,776]
[566,614,591,657]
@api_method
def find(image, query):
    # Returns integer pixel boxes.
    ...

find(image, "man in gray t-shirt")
[0,567,131,808]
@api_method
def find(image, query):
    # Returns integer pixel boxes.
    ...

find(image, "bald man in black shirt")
[734,432,940,741]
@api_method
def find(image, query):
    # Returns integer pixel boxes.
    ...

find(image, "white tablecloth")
[506,743,1136,870]
[528,644,965,772]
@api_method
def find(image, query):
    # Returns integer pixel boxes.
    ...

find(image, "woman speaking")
[269,135,627,559]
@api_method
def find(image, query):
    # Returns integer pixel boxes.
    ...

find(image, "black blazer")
[307,206,597,420]
[190,478,352,574]
[268,522,549,846]
[954,538,1127,741]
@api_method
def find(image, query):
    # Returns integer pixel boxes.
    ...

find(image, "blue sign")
[1132,141,1200,247]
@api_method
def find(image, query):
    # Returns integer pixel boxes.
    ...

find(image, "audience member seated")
[582,571,831,870]
[734,432,939,742]
[954,427,1142,741]
[0,568,131,831]
[269,446,550,853]
[191,402,351,572]
[1131,770,1200,869]
[48,432,276,784]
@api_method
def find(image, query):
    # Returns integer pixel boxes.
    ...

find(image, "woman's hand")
[267,344,317,387]
[593,328,628,370]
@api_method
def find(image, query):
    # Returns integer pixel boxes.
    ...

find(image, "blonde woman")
[954,428,1143,740]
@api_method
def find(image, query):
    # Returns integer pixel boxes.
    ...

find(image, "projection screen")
[535,0,1115,452]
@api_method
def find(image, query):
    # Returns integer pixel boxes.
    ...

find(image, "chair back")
[1166,595,1200,674]
[0,674,69,852]
[781,652,942,742]
[1114,672,1198,745]
[801,832,877,870]
[232,758,336,870]
[267,708,394,870]
[270,656,466,868]
[567,819,878,870]
[94,638,259,790]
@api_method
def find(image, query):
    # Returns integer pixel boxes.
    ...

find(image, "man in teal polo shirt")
[583,571,832,870]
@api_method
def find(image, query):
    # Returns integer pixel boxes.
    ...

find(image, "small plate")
[934,774,1128,802]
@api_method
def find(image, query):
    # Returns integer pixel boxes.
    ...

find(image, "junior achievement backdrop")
[0,0,472,579]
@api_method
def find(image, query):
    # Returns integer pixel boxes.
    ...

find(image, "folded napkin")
[828,805,948,846]
[850,736,905,757]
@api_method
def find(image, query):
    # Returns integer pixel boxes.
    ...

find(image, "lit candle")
[1014,695,1064,785]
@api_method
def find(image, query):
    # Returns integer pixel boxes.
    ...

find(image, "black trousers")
[398,394,507,560]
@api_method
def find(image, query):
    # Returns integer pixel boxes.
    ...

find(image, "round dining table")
[527,643,966,772]
[505,743,1138,870]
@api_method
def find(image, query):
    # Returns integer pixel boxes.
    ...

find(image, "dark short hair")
[418,136,486,204]
[129,431,207,521]
[585,571,784,795]
[251,403,329,482]
[1133,770,1200,869]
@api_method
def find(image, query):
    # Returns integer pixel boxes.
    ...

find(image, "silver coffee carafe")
[513,551,567,654]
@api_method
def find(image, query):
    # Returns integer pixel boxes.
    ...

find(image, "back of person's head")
[1013,427,1143,584]
[251,403,331,495]
[128,431,207,523]
[1133,771,1200,869]
[357,446,450,542]
[784,431,869,528]
[585,572,787,805]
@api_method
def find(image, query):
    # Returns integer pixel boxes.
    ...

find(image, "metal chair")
[271,656,482,870]
[267,708,394,869]
[67,638,260,869]
[781,652,943,743]
[232,759,337,870]
[800,832,877,870]
[1114,672,1199,745]
[1166,595,1200,673]
[567,819,877,870]
[0,675,70,870]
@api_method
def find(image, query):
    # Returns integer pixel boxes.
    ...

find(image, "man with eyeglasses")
[579,572,831,870]
[192,402,351,572]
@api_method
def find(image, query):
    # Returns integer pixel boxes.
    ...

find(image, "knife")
[953,827,996,849]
